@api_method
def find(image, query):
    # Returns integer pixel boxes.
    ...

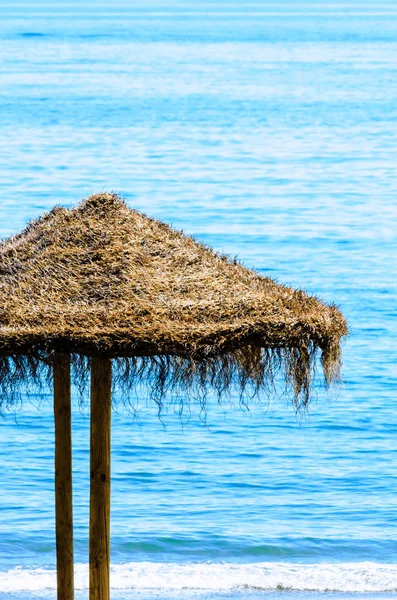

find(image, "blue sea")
[0,1,397,598]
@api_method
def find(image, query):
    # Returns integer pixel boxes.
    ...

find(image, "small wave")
[19,32,46,38]
[1,562,397,593]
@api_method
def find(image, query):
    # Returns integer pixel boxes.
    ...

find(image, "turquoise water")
[1,1,397,598]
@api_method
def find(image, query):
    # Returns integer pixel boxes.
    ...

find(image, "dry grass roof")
[0,193,347,409]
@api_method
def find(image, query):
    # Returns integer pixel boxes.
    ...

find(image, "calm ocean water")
[0,1,397,598]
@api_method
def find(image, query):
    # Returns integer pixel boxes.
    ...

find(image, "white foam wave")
[1,562,397,593]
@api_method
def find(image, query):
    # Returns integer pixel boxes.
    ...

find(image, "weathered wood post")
[53,352,74,600]
[89,357,112,600]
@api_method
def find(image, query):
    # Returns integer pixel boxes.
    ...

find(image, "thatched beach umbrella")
[0,193,347,600]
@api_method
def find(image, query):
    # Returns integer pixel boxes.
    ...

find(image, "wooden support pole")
[53,352,74,600]
[89,357,112,600]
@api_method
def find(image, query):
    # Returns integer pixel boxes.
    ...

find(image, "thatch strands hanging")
[0,193,346,409]
[0,193,347,600]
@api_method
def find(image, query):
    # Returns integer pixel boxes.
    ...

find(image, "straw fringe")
[0,340,342,413]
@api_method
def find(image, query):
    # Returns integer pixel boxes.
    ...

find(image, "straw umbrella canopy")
[0,193,347,600]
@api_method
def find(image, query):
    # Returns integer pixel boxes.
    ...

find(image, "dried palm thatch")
[0,193,347,410]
